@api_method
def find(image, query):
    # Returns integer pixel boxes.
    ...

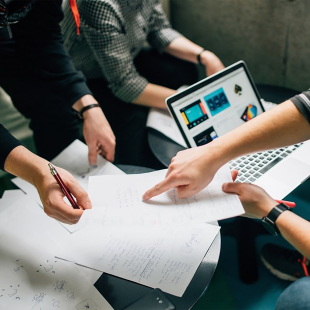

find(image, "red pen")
[275,199,296,208]
[48,163,79,209]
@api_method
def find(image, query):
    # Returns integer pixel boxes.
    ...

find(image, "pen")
[48,163,80,209]
[275,199,296,208]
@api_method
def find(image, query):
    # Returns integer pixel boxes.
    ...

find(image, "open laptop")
[166,61,310,199]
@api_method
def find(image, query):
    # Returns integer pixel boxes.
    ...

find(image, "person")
[61,0,224,167]
[143,91,310,309]
[0,0,115,164]
[0,0,116,224]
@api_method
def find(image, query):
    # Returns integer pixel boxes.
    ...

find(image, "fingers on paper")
[143,173,187,200]
[87,140,98,166]
[231,170,238,182]
[222,181,243,194]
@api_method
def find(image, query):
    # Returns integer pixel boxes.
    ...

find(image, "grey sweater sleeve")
[290,89,310,124]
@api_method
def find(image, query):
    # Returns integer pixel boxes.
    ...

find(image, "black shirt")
[0,0,91,171]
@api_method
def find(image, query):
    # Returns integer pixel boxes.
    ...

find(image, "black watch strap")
[197,49,206,66]
[262,203,291,236]
[77,103,100,119]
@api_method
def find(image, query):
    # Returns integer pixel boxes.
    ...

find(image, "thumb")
[222,182,242,195]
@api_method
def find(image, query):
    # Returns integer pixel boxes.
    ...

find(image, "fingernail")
[85,201,92,209]
[142,194,148,201]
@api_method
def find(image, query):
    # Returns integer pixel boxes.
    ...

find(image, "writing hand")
[36,165,92,224]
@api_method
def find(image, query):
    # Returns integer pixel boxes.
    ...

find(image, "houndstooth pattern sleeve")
[62,0,182,103]
[147,1,182,53]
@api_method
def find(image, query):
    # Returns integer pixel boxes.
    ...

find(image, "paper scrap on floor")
[12,139,125,233]
[0,196,111,310]
[81,164,244,227]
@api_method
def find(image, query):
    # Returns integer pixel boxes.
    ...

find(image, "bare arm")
[165,37,224,76]
[4,146,91,224]
[222,177,310,259]
[143,100,310,200]
[132,84,176,109]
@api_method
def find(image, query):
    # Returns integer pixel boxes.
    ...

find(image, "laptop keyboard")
[229,143,303,183]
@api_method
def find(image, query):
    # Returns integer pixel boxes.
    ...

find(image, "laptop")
[166,61,310,199]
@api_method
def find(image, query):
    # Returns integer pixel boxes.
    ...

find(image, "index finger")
[142,176,184,200]
[87,140,98,166]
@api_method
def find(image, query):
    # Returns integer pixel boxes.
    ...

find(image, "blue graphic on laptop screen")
[203,88,230,116]
[180,99,209,130]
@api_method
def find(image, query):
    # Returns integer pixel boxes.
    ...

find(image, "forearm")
[277,211,310,259]
[205,100,310,165]
[164,37,204,64]
[4,146,49,188]
[132,83,176,109]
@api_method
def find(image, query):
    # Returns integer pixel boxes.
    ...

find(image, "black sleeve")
[10,0,91,106]
[290,89,310,124]
[0,124,22,171]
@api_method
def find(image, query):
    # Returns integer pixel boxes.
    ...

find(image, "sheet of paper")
[146,108,187,148]
[261,99,277,111]
[84,164,244,227]
[12,140,125,233]
[56,222,220,297]
[0,196,111,310]
[2,189,25,200]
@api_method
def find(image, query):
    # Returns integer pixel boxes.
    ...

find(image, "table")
[148,84,300,168]
[147,85,300,284]
[94,165,221,310]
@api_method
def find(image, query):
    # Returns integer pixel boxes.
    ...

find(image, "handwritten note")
[56,223,220,297]
[0,196,112,310]
[84,164,244,227]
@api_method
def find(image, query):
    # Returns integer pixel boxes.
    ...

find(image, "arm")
[143,99,310,200]
[1,126,90,224]
[165,37,224,76]
[12,0,115,164]
[222,177,310,259]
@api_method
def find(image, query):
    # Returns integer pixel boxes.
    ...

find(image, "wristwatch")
[262,203,291,236]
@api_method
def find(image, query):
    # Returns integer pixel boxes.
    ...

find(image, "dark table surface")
[95,165,221,310]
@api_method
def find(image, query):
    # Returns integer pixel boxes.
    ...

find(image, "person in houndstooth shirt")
[62,0,224,168]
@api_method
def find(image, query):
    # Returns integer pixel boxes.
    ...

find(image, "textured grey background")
[170,0,310,92]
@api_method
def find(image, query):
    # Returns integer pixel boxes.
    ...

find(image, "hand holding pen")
[35,163,93,224]
[48,163,79,209]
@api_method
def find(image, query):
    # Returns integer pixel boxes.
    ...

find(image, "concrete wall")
[170,0,310,92]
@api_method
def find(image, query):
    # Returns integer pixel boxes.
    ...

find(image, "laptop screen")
[166,61,264,148]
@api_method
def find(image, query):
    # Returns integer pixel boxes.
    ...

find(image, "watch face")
[262,218,279,236]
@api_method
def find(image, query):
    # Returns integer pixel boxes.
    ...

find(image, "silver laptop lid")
[166,61,264,148]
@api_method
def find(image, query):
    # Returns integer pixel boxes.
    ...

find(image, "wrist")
[72,94,97,111]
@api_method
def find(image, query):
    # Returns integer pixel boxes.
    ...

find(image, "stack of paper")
[7,139,244,299]
[0,194,112,309]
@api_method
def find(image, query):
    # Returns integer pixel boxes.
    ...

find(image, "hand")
[143,143,225,200]
[72,95,116,165]
[200,51,225,76]
[35,166,92,224]
[222,170,278,219]
[83,107,116,165]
